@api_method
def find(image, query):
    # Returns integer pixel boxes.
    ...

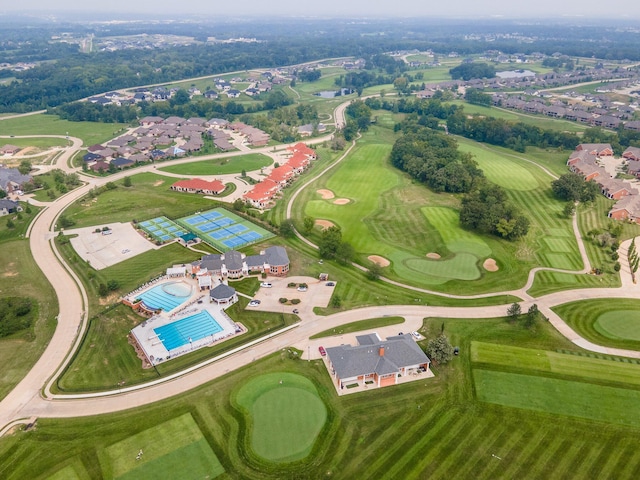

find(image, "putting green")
[422,207,491,257]
[235,373,327,463]
[405,253,482,281]
[595,311,640,341]
[100,413,224,480]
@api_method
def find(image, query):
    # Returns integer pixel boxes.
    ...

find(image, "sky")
[2,1,640,20]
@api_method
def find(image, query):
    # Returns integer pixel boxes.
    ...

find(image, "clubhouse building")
[325,333,431,392]
[191,246,290,280]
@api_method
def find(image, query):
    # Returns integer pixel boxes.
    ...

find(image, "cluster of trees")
[629,239,638,278]
[542,56,575,71]
[551,173,600,203]
[318,226,354,265]
[449,62,496,81]
[0,297,34,338]
[342,99,372,140]
[296,69,321,82]
[507,303,543,329]
[464,88,492,107]
[460,182,530,240]
[390,126,483,193]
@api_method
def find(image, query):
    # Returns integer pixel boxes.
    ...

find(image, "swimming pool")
[154,310,224,351]
[137,282,192,312]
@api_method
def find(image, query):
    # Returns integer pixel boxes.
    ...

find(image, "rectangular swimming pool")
[154,310,224,351]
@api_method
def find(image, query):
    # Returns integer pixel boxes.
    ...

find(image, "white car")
[248,300,261,307]
[412,331,421,339]
[297,286,308,292]
[260,282,272,288]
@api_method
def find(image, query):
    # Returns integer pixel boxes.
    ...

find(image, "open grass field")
[0,114,127,146]
[234,373,327,463]
[99,413,224,480]
[9,316,640,479]
[63,173,219,229]
[0,137,68,149]
[158,153,272,176]
[553,299,640,351]
[310,316,405,339]
[0,239,57,400]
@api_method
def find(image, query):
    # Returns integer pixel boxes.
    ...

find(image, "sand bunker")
[315,219,336,230]
[368,255,390,267]
[317,189,335,199]
[426,253,441,259]
[483,258,499,272]
[153,180,164,187]
[333,198,350,205]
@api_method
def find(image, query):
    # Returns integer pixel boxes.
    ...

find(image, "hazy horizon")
[2,1,640,21]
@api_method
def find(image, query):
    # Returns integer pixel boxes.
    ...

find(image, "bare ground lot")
[67,222,159,270]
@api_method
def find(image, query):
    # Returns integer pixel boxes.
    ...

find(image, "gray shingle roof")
[209,284,236,300]
[265,246,289,267]
[223,250,243,271]
[326,335,430,380]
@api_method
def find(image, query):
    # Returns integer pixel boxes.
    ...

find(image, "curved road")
[1,98,640,435]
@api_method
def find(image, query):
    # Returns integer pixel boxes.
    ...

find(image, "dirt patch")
[368,255,390,267]
[15,146,38,156]
[483,258,499,272]
[333,198,350,205]
[426,253,441,259]
[315,219,336,230]
[317,189,335,199]
[153,180,164,187]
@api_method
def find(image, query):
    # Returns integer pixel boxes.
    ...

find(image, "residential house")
[0,167,32,194]
[242,180,279,209]
[623,147,640,162]
[575,143,614,157]
[0,144,21,155]
[325,334,430,390]
[0,198,22,216]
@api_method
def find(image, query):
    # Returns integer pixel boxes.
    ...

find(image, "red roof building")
[242,180,279,209]
[171,178,226,195]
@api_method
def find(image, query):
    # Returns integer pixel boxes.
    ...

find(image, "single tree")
[426,334,454,365]
[507,302,522,323]
[279,219,296,238]
[563,203,576,218]
[123,176,132,187]
[366,262,383,281]
[303,216,315,234]
[18,160,32,175]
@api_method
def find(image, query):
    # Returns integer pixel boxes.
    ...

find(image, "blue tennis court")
[140,221,152,227]
[227,224,248,234]
[198,223,218,233]
[202,211,222,220]
[154,310,224,351]
[210,230,229,240]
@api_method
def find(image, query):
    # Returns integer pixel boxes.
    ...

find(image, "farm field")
[6,317,640,479]
[553,299,640,351]
[158,153,272,175]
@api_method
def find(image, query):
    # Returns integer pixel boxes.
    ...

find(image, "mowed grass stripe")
[425,420,498,479]
[473,424,528,480]
[475,369,640,427]
[531,438,572,480]
[360,408,460,478]
[606,443,640,479]
[384,410,479,479]
[515,430,565,479]
[498,427,550,479]
[549,438,591,479]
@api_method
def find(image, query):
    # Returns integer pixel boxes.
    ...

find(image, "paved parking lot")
[250,275,335,316]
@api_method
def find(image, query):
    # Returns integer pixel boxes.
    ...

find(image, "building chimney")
[379,346,385,357]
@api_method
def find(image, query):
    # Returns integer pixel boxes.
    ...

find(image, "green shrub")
[279,298,288,304]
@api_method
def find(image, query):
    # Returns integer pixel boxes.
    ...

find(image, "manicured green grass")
[474,369,640,428]
[0,137,68,149]
[63,173,220,228]
[0,203,39,243]
[234,373,327,463]
[0,240,57,400]
[310,316,404,339]
[553,299,640,351]
[159,153,272,176]
[9,316,640,479]
[596,311,640,341]
[99,413,224,480]
[0,114,127,145]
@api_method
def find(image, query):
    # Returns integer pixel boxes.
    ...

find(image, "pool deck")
[131,302,241,365]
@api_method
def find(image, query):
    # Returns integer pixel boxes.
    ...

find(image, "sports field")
[234,372,327,463]
[99,413,224,480]
[177,207,274,251]
[138,217,188,243]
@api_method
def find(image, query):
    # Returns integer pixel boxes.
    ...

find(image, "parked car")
[248,300,261,307]
[325,282,335,286]
[318,346,326,356]
[412,331,420,339]
[260,282,272,288]
[297,286,307,292]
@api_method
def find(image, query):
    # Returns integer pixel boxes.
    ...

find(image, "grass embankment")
[553,298,640,351]
[310,316,405,339]
[0,113,127,145]
[8,316,640,479]
[0,238,57,401]
[62,173,221,228]
[158,153,272,176]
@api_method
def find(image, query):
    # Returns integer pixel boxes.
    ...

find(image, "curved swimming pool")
[137,281,193,312]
